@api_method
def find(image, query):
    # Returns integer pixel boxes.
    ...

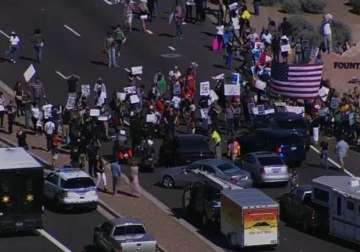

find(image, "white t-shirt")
[31,107,40,119]
[262,33,272,44]
[323,23,331,36]
[44,121,55,135]
[10,35,20,46]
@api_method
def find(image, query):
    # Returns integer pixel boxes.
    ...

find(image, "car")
[237,152,289,185]
[158,134,214,167]
[237,128,306,166]
[43,167,98,210]
[160,159,252,189]
[93,217,157,252]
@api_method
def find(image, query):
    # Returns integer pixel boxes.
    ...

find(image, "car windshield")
[177,137,209,152]
[217,162,239,172]
[61,177,95,189]
[113,225,146,236]
[277,119,307,130]
[258,156,283,166]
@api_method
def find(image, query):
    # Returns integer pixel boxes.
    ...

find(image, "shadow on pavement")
[90,60,108,67]
[158,33,175,38]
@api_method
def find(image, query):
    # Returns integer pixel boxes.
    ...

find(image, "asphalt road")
[0,0,359,252]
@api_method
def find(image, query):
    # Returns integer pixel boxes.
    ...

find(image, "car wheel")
[162,176,175,188]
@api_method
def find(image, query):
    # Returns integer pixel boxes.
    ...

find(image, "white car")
[44,167,98,210]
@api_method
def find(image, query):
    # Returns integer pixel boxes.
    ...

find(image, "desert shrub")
[349,0,360,14]
[280,0,302,14]
[301,0,326,13]
[261,0,278,6]
[331,20,352,47]
[287,15,320,48]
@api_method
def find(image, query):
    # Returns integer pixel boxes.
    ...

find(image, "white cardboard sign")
[209,90,219,103]
[146,114,157,124]
[124,86,137,94]
[90,109,100,117]
[285,106,305,117]
[81,85,91,97]
[130,94,140,104]
[131,66,143,75]
[66,93,77,110]
[116,92,127,101]
[224,84,240,96]
[24,64,36,82]
[200,81,210,96]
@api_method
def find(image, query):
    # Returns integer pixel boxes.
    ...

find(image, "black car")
[159,134,214,167]
[238,129,306,166]
[253,112,309,147]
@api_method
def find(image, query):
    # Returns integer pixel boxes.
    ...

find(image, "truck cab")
[0,148,43,233]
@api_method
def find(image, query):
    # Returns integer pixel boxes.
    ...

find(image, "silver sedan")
[160,159,252,188]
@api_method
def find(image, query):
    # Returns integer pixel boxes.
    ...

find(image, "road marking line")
[103,0,114,5]
[145,29,154,35]
[310,145,355,177]
[36,229,72,252]
[124,68,131,73]
[55,71,69,80]
[0,30,10,39]
[168,46,176,51]
[64,24,81,37]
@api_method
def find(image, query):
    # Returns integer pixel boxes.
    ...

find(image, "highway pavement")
[0,0,359,252]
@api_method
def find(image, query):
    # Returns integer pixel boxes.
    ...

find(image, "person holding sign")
[138,0,149,32]
[174,5,184,39]
[280,34,290,64]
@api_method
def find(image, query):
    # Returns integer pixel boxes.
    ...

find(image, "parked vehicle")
[238,129,306,166]
[279,185,327,232]
[182,171,279,249]
[160,159,252,189]
[93,217,157,252]
[237,152,289,185]
[158,134,214,167]
[0,148,43,233]
[44,167,98,210]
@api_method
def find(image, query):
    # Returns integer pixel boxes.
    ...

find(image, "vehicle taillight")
[1,195,10,204]
[25,193,34,202]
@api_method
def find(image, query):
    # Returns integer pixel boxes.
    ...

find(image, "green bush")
[331,21,352,47]
[261,0,278,6]
[287,15,320,48]
[301,0,326,14]
[280,0,302,14]
[349,0,360,14]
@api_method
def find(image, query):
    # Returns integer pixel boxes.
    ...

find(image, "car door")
[44,173,59,199]
[242,155,259,179]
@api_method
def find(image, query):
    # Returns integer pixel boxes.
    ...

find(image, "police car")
[44,167,98,210]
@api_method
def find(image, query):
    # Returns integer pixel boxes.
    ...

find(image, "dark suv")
[238,129,306,166]
[159,134,214,167]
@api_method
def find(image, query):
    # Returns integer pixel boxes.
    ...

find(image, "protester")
[104,32,118,68]
[110,158,122,195]
[138,0,149,32]
[129,159,141,197]
[16,128,28,149]
[32,29,45,63]
[320,140,329,169]
[44,119,56,151]
[6,101,16,134]
[124,0,135,32]
[7,31,20,64]
[335,137,349,170]
[0,92,6,128]
[95,155,108,192]
[174,5,184,39]
[321,14,333,54]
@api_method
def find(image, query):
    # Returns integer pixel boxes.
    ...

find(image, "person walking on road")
[174,5,184,39]
[44,119,55,151]
[30,76,46,106]
[7,31,20,64]
[253,0,261,15]
[211,128,222,159]
[14,81,24,117]
[113,25,126,57]
[95,155,108,192]
[124,0,135,32]
[31,29,44,63]
[6,101,16,134]
[104,32,118,68]
[110,159,121,195]
[138,0,149,32]
[130,159,141,197]
[335,137,349,170]
[320,140,329,169]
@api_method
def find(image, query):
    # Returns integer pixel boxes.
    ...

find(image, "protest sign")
[216,25,224,36]
[230,73,240,85]
[130,94,140,104]
[66,94,76,110]
[116,92,127,101]
[281,44,291,52]
[200,81,210,96]
[124,86,137,94]
[146,114,157,124]
[81,84,90,97]
[210,90,219,103]
[229,2,238,10]
[255,79,266,90]
[274,101,287,107]
[131,66,143,75]
[171,96,181,108]
[200,108,209,119]
[43,104,53,118]
[224,84,240,96]
[24,64,36,82]
[98,116,108,121]
[90,109,100,117]
[212,73,224,80]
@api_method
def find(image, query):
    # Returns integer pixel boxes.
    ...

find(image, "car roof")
[195,159,229,166]
[110,217,144,226]
[249,151,280,158]
[255,128,302,138]
[55,168,90,180]
[272,112,304,121]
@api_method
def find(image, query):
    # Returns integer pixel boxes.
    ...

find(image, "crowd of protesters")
[0,0,358,197]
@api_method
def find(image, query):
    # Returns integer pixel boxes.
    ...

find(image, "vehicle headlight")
[26,194,34,202]
[1,195,10,203]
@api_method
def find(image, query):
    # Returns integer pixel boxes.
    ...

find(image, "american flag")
[270,63,323,98]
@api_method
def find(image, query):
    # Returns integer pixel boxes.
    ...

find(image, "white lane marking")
[124,68,131,73]
[0,30,10,39]
[55,71,69,80]
[168,46,176,51]
[64,24,81,37]
[145,29,154,35]
[310,145,355,177]
[36,229,72,252]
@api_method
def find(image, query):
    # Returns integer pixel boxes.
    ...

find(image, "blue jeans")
[225,53,232,69]
[34,46,43,63]
[175,24,182,38]
[107,48,117,67]
[8,46,18,62]
[323,34,332,53]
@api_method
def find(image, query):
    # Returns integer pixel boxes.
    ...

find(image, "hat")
[11,31,16,35]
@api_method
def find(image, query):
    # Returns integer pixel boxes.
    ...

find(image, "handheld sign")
[224,84,240,96]
[116,92,127,101]
[130,94,140,104]
[66,93,76,110]
[81,84,91,97]
[124,86,137,94]
[200,81,210,96]
[24,64,36,82]
[90,109,100,117]
[131,66,143,75]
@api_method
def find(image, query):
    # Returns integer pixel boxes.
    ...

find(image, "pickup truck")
[93,217,158,252]
[279,186,328,233]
